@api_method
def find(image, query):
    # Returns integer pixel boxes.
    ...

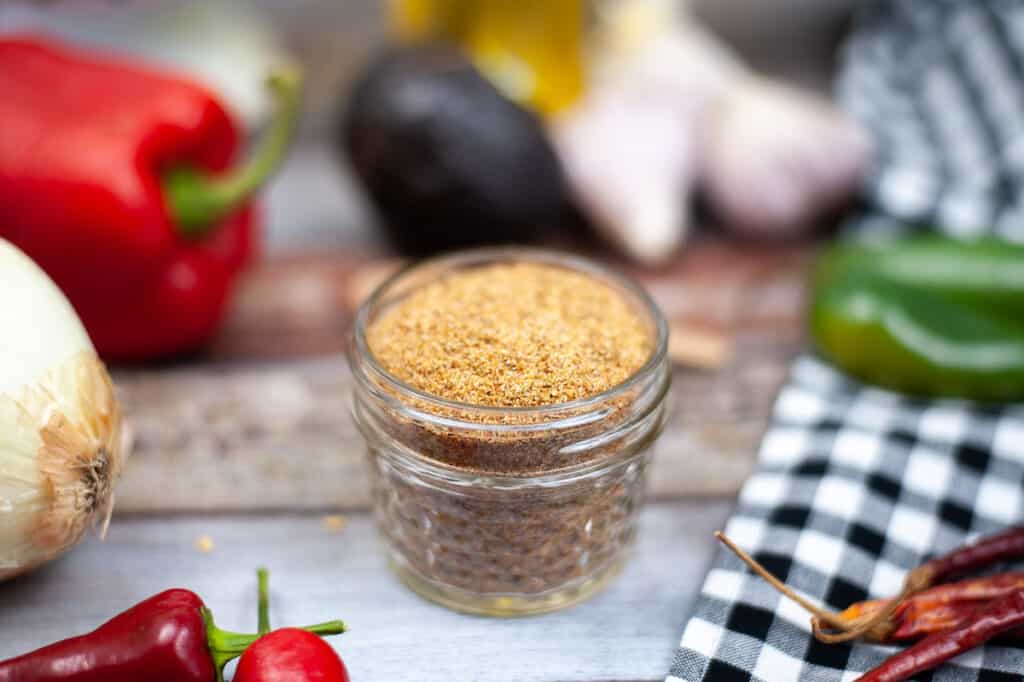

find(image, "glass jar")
[350,249,670,616]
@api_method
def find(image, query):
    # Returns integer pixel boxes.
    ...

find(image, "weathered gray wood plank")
[0,500,733,682]
[112,327,795,513]
[99,198,808,512]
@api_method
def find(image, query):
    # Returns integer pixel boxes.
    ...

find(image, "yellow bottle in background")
[389,0,585,115]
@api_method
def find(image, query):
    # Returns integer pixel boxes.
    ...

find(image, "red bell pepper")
[0,36,300,360]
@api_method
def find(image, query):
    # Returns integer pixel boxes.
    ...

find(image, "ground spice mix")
[366,262,652,407]
[351,250,669,615]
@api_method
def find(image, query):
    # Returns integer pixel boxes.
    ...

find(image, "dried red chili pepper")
[821,525,1024,643]
[855,588,1024,682]
[717,528,1024,642]
[921,526,1024,583]
[717,531,1024,680]
[837,572,1024,641]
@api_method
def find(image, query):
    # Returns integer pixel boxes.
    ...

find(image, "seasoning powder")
[366,262,652,407]
[358,260,666,609]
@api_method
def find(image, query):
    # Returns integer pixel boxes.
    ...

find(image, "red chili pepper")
[0,577,344,682]
[0,589,250,682]
[0,36,300,360]
[234,568,351,682]
[234,630,351,682]
[836,572,1024,641]
[832,525,1024,643]
[717,529,1024,643]
[855,588,1024,682]
[922,525,1024,583]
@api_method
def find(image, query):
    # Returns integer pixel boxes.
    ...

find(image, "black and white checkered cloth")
[838,0,1024,241]
[668,357,1024,681]
[668,2,1024,678]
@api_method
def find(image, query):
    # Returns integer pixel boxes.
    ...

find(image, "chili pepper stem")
[298,620,348,636]
[165,66,303,237]
[815,567,935,643]
[257,567,271,636]
[715,532,852,632]
[201,606,263,682]
[253,567,346,638]
[201,600,346,682]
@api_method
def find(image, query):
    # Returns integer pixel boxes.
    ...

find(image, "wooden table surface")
[0,144,813,681]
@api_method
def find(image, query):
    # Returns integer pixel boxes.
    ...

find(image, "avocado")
[341,44,568,253]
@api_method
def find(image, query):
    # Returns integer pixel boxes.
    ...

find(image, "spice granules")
[366,262,653,407]
[352,252,669,614]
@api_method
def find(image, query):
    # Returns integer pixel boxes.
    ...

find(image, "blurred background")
[0,0,860,254]
[0,0,875,505]
[0,0,875,508]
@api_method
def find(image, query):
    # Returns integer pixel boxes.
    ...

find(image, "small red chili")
[234,568,350,682]
[234,629,351,682]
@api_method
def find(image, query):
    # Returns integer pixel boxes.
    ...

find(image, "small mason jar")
[350,249,670,616]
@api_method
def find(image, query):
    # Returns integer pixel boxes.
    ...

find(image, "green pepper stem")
[257,567,271,636]
[165,66,303,238]
[300,620,348,636]
[203,606,259,682]
[202,607,347,682]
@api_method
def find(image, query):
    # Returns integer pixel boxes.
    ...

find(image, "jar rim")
[351,247,669,419]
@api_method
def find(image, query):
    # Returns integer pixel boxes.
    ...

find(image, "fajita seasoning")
[351,250,670,616]
[366,262,653,407]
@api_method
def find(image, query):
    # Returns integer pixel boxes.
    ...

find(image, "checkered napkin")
[667,2,1024,679]
[667,357,1024,681]
[838,0,1024,240]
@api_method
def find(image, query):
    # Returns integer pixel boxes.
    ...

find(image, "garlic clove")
[554,91,695,264]
[702,79,873,238]
[554,0,747,263]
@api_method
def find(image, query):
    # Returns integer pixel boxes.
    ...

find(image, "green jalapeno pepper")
[810,236,1024,401]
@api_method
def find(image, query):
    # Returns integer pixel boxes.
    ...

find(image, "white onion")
[0,239,126,580]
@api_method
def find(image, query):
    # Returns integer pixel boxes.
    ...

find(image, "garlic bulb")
[555,0,870,261]
[0,239,126,580]
[554,0,744,264]
[702,78,871,238]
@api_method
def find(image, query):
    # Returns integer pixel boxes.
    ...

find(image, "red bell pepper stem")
[165,66,303,237]
[258,567,271,636]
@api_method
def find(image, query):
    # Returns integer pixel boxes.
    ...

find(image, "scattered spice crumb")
[194,535,215,554]
[321,515,347,533]
[366,262,653,407]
